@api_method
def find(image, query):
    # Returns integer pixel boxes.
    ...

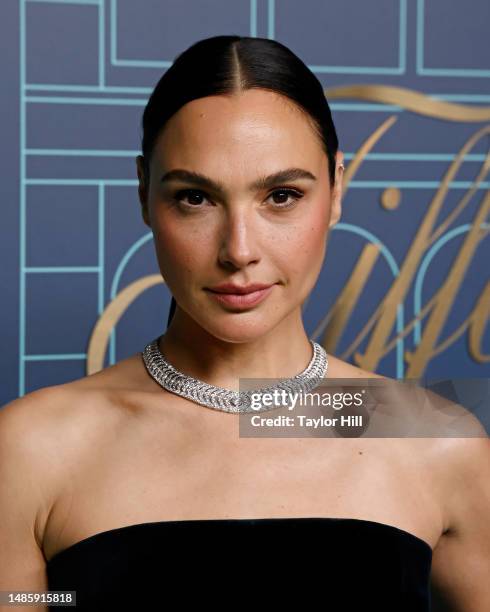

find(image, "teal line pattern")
[25,149,489,163]
[22,0,490,94]
[25,179,138,185]
[416,0,490,77]
[26,84,153,93]
[98,183,105,316]
[26,95,147,105]
[267,0,407,75]
[413,222,490,344]
[329,223,405,378]
[343,153,487,162]
[23,84,490,102]
[98,0,104,87]
[109,0,258,68]
[17,0,489,393]
[267,0,274,39]
[26,267,101,272]
[110,0,409,75]
[26,0,99,4]
[19,0,26,396]
[25,96,407,111]
[347,182,489,189]
[436,94,490,102]
[331,104,403,112]
[25,353,88,360]
[108,232,155,364]
[250,0,257,37]
[26,148,142,156]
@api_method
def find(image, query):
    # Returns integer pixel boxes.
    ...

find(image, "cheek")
[155,216,222,295]
[279,208,328,277]
[152,219,210,277]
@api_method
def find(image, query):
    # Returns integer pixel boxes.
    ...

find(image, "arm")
[0,388,62,612]
[431,433,490,611]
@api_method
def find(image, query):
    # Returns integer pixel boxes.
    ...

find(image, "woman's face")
[137,88,343,342]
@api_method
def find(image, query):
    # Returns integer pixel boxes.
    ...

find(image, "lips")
[204,283,275,308]
[206,282,274,295]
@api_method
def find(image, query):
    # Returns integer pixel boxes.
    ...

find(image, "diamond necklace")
[141,335,328,414]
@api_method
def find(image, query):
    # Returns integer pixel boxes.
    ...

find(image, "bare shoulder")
[0,384,91,573]
[0,366,140,543]
[0,382,112,485]
[0,383,88,465]
[428,428,490,610]
[65,350,149,392]
[0,350,156,463]
[403,387,490,609]
[0,379,123,444]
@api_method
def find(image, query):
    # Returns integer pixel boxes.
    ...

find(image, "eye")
[267,188,304,209]
[172,189,211,208]
[172,187,304,210]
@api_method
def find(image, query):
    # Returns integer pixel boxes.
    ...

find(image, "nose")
[217,208,261,270]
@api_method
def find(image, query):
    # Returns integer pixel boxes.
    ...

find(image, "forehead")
[151,89,324,171]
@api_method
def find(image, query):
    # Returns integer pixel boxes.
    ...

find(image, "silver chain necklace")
[141,335,328,414]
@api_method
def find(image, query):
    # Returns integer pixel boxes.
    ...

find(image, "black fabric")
[46,517,432,611]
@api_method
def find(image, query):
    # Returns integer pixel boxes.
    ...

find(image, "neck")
[158,307,315,391]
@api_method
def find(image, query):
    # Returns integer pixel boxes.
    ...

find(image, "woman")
[1,35,488,611]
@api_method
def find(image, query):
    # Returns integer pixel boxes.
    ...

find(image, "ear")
[329,150,344,228]
[136,155,151,227]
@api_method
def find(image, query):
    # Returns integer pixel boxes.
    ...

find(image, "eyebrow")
[160,167,317,194]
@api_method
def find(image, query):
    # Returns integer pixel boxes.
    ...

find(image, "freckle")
[358,451,363,455]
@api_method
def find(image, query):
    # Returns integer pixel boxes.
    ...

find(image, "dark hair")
[140,35,339,329]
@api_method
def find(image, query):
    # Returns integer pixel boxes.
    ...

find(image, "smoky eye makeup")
[168,186,306,211]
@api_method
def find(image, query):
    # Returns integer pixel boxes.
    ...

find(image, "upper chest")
[42,389,444,561]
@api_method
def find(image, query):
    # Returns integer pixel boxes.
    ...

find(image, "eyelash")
[172,187,304,210]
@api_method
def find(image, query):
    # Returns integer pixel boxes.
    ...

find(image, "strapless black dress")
[46,517,433,611]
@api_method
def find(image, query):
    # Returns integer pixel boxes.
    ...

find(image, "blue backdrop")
[1,0,489,405]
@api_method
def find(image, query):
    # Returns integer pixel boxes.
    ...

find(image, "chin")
[198,311,278,344]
